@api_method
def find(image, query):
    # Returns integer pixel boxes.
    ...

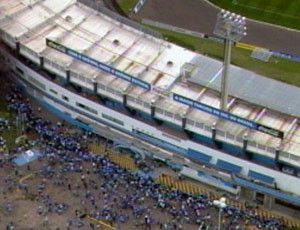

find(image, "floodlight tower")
[214,10,247,111]
[213,197,227,230]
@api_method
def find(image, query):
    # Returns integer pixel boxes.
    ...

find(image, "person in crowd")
[0,84,287,230]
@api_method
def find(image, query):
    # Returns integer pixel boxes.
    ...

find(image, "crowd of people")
[0,83,288,229]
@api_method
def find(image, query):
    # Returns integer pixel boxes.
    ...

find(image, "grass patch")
[117,2,300,87]
[0,88,17,151]
[1,127,18,150]
[209,0,300,30]
[117,0,138,15]
[145,24,300,87]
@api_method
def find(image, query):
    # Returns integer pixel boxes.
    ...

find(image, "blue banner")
[173,93,284,138]
[46,39,151,90]
[271,50,300,62]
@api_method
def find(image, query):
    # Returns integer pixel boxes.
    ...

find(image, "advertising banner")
[173,93,284,138]
[46,39,151,90]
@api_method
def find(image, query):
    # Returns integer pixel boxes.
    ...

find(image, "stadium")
[1,0,300,226]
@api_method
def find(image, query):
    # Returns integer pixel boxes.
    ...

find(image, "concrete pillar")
[39,53,44,69]
[263,195,274,210]
[122,89,127,106]
[65,65,70,83]
[150,99,155,118]
[15,37,20,54]
[275,145,281,162]
[212,122,216,141]
[275,144,283,170]
[182,112,187,130]
[92,79,97,94]
[243,133,248,152]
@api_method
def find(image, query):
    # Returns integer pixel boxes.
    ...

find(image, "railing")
[102,85,122,101]
[154,105,182,126]
[127,95,151,112]
[19,44,39,64]
[0,29,16,48]
[43,57,66,77]
[70,71,94,90]
[232,174,300,205]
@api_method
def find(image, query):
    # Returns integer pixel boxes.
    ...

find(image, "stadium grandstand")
[1,0,300,217]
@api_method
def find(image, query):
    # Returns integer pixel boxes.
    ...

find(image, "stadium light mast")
[213,197,227,230]
[214,10,247,111]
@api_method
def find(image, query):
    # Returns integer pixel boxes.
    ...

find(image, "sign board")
[133,0,146,13]
[173,93,284,139]
[46,39,151,90]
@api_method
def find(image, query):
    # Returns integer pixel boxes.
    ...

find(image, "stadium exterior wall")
[3,47,300,198]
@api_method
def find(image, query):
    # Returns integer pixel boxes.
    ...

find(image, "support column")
[182,112,187,130]
[212,122,216,141]
[275,145,280,162]
[243,133,248,152]
[92,78,97,94]
[15,37,20,55]
[150,99,155,118]
[39,53,44,69]
[243,133,252,159]
[263,195,274,210]
[65,64,70,83]
[275,144,282,170]
[122,89,127,107]
[220,39,231,111]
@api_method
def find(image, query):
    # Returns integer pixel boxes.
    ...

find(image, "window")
[76,102,98,115]
[62,95,69,101]
[255,192,264,205]
[50,89,58,95]
[16,67,24,75]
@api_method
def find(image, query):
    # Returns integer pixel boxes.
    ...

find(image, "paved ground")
[131,0,300,56]
[0,73,287,230]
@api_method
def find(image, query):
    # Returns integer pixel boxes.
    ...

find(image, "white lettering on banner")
[220,112,229,119]
[173,93,257,130]
[194,102,212,113]
[67,50,78,59]
[47,40,66,53]
[213,109,220,116]
[115,70,131,81]
[99,63,111,73]
[46,39,150,90]
[230,115,237,122]
[82,55,98,68]
[237,118,256,129]
[176,96,193,107]
[131,78,150,90]
[257,125,280,137]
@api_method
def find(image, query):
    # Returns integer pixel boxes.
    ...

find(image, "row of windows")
[48,88,122,126]
[49,88,69,103]
[13,66,45,90]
